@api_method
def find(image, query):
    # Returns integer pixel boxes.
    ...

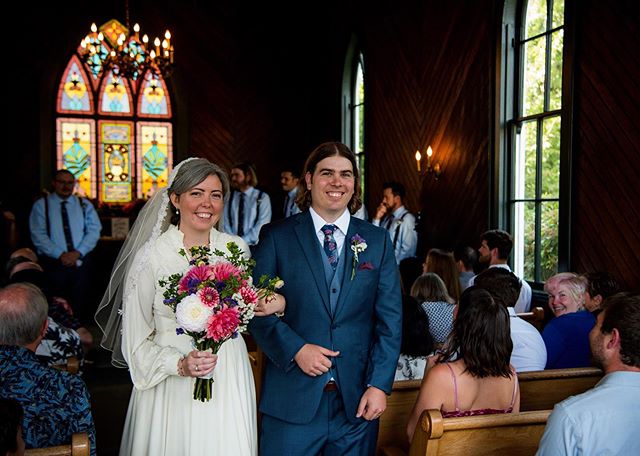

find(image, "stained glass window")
[55,19,173,205]
[56,118,96,197]
[137,122,172,198]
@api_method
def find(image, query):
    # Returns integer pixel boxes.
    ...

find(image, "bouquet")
[159,242,282,402]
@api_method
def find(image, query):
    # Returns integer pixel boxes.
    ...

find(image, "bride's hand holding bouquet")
[159,241,283,402]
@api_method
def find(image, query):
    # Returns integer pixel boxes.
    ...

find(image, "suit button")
[331,288,337,293]
[331,324,339,330]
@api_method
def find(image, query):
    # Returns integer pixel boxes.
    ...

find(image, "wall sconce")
[415,145,442,179]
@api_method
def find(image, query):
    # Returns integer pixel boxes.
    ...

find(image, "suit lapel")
[294,212,331,315]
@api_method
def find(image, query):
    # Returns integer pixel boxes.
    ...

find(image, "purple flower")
[175,328,185,335]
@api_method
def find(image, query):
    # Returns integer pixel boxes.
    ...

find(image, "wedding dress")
[119,224,257,455]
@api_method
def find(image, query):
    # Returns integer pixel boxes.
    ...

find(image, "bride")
[96,158,283,455]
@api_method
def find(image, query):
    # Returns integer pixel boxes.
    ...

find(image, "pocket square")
[358,261,374,271]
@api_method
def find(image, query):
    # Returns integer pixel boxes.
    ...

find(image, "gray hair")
[0,283,48,345]
[167,158,230,230]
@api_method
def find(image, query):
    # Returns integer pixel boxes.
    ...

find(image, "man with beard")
[537,292,640,455]
[468,229,531,313]
[223,162,272,248]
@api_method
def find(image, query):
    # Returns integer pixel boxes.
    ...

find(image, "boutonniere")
[350,234,368,280]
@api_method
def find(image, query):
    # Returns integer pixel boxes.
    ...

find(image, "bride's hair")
[95,157,230,367]
[167,159,230,230]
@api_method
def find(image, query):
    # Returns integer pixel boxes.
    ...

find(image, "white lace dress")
[119,225,257,456]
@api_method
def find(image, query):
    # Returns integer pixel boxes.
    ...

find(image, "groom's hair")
[296,141,362,214]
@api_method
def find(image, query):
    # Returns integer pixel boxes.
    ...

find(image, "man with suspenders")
[372,182,417,264]
[224,162,272,250]
[28,169,102,322]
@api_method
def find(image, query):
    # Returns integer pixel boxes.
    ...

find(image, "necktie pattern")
[322,224,338,270]
[237,193,245,237]
[60,201,74,251]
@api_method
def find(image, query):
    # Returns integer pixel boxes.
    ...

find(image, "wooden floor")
[83,327,132,456]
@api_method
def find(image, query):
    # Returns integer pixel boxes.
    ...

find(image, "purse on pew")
[24,432,90,456]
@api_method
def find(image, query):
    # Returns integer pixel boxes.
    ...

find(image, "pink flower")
[178,265,214,292]
[210,262,245,284]
[206,307,240,342]
[198,287,220,307]
[239,286,258,305]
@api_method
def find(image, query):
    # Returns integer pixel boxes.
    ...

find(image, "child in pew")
[407,287,520,441]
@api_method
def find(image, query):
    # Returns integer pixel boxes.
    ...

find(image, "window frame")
[496,0,576,286]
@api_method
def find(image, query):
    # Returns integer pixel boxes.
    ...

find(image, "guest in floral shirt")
[0,283,96,455]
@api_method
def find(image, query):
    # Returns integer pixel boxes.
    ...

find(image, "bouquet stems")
[193,340,222,402]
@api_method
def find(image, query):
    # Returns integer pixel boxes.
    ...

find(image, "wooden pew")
[519,366,602,411]
[377,367,602,454]
[380,409,551,456]
[517,306,545,332]
[25,432,90,456]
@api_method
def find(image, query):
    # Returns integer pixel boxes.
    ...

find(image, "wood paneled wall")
[571,0,640,290]
[4,0,639,289]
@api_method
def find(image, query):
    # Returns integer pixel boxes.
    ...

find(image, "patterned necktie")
[60,200,74,251]
[321,224,339,270]
[237,193,245,237]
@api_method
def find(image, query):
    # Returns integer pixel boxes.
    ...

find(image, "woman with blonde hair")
[542,274,595,369]
[410,273,455,345]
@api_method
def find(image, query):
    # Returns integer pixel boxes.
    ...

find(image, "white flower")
[175,294,214,333]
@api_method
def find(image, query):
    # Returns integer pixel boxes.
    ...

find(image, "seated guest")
[0,283,96,455]
[544,271,577,313]
[0,398,25,456]
[475,267,547,372]
[453,245,477,292]
[422,248,461,302]
[537,293,640,455]
[9,260,92,350]
[395,295,435,381]
[8,263,84,367]
[407,287,519,441]
[582,271,620,313]
[543,275,596,369]
[411,273,456,345]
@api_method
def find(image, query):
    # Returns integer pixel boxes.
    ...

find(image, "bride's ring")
[195,364,199,372]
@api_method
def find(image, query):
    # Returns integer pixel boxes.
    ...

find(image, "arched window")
[342,37,366,199]
[55,19,173,204]
[500,0,573,283]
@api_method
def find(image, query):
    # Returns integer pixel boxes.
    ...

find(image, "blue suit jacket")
[248,211,402,424]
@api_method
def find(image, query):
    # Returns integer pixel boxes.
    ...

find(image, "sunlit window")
[503,0,569,283]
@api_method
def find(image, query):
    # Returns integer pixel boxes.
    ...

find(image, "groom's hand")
[294,344,340,376]
[356,386,387,421]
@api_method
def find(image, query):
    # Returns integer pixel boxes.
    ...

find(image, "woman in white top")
[96,158,283,456]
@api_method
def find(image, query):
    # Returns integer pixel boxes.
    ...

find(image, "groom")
[249,142,402,455]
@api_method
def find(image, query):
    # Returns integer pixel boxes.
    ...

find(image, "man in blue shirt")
[0,283,96,455]
[372,182,417,264]
[28,170,102,322]
[537,292,640,455]
[280,168,301,218]
[224,162,272,248]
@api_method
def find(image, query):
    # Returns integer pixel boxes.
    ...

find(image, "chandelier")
[79,7,173,81]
